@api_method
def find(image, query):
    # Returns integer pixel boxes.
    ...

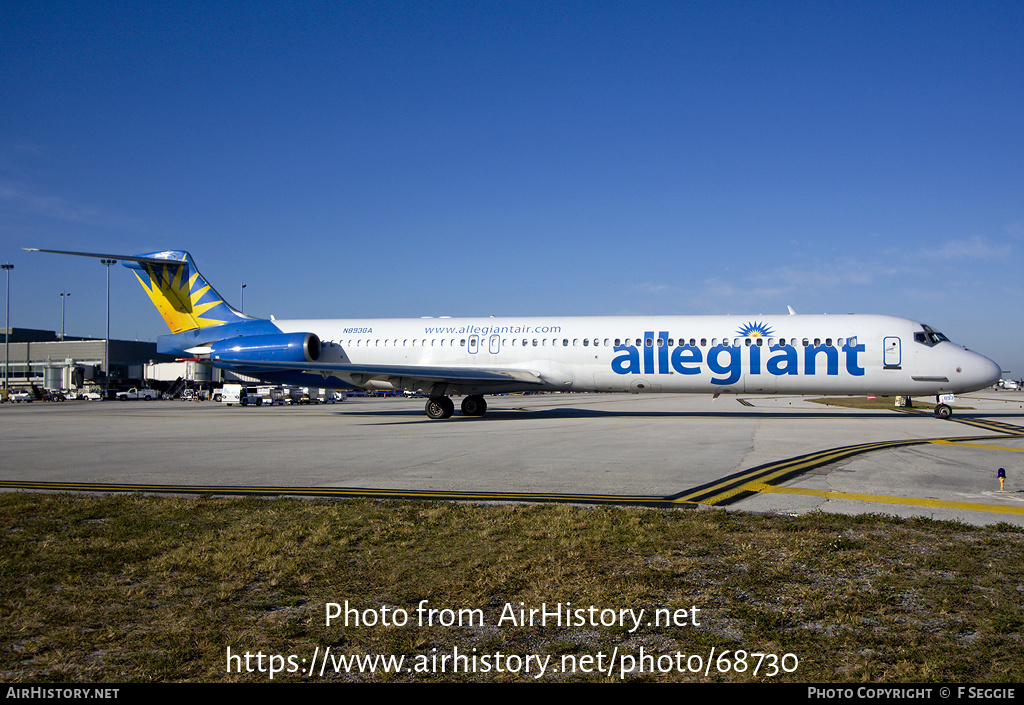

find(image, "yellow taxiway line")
[928,439,1024,453]
[747,482,1024,516]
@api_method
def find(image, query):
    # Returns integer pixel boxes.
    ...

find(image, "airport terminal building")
[1,327,176,390]
[1,327,260,395]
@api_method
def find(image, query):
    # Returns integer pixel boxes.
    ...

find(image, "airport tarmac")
[1,391,1023,526]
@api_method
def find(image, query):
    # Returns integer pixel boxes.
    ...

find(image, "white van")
[221,384,263,406]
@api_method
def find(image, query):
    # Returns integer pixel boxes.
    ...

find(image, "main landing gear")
[424,395,487,419]
[460,395,487,417]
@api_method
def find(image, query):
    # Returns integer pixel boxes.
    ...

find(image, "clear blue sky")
[3,2,1022,376]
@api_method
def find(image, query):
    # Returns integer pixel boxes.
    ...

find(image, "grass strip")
[1,493,1021,682]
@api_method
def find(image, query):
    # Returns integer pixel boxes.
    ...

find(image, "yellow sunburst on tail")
[133,262,227,334]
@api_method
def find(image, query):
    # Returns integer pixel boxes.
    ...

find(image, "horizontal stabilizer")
[24,248,188,268]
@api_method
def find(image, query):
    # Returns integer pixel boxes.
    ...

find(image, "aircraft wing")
[208,358,545,388]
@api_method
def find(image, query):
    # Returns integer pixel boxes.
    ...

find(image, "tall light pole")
[240,282,246,313]
[100,259,116,390]
[2,263,11,393]
[60,290,70,340]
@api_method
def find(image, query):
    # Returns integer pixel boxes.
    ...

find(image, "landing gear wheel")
[461,395,487,416]
[934,403,953,419]
[425,396,454,420]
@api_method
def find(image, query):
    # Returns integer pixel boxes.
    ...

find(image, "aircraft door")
[883,336,901,368]
[489,334,500,354]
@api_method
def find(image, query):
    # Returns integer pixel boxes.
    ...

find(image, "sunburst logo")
[737,321,775,337]
[133,262,228,334]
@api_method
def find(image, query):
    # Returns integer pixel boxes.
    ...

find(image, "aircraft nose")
[983,356,1001,387]
[968,352,1001,389]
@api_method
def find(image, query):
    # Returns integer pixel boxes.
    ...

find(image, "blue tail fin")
[123,251,251,334]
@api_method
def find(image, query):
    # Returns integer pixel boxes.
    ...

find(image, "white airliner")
[28,248,1002,420]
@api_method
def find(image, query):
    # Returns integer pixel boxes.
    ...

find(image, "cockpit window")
[915,325,950,347]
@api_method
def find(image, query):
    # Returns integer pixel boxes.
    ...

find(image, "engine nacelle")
[208,332,321,364]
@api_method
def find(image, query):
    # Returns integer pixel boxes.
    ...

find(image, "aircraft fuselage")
[253,313,999,399]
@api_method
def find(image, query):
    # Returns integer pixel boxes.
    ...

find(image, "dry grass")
[1,493,1022,682]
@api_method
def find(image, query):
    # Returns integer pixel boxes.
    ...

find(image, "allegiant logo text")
[611,331,866,385]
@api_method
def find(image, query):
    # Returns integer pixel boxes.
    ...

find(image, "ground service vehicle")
[220,383,262,406]
[116,387,157,401]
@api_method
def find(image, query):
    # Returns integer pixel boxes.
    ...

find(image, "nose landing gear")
[934,394,953,419]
